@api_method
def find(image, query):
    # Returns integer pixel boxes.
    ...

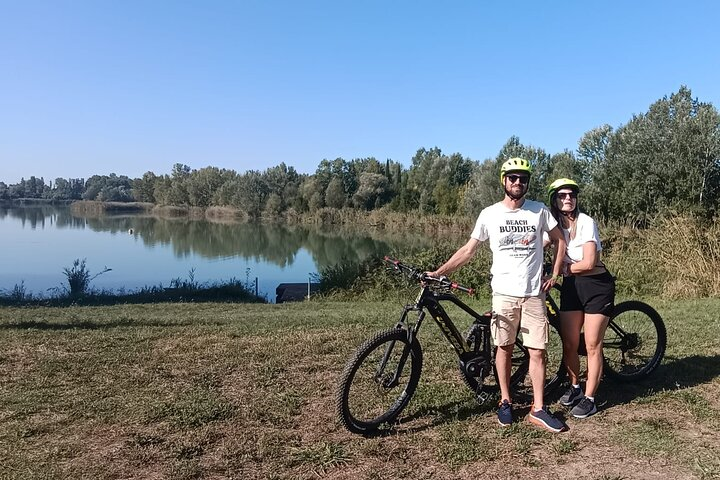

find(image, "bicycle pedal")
[475,391,491,405]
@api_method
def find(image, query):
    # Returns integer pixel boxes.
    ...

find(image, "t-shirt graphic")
[498,219,538,255]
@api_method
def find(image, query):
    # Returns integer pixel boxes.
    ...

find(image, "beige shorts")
[491,294,549,349]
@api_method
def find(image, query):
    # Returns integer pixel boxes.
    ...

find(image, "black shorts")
[560,271,616,316]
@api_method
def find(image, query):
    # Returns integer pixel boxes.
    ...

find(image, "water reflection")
[1,205,434,272]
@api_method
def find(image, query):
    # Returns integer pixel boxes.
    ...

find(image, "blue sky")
[1,1,719,184]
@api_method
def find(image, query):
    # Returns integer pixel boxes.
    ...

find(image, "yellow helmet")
[499,158,532,185]
[547,178,579,203]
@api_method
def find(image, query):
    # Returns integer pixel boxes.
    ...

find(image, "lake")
[0,204,437,301]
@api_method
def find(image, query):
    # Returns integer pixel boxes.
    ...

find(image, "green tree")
[133,172,158,203]
[351,172,390,210]
[50,178,72,200]
[83,175,105,200]
[577,125,614,219]
[263,193,283,218]
[325,177,346,208]
[583,86,720,223]
[299,177,324,213]
[231,171,268,218]
[186,167,228,207]
[263,163,301,211]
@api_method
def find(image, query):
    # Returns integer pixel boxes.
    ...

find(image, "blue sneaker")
[558,386,583,406]
[528,405,567,433]
[497,399,512,427]
[571,397,598,418]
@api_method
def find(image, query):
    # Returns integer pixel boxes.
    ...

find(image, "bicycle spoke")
[604,305,662,377]
[346,336,417,426]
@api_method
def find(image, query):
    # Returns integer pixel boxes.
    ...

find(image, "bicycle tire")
[335,328,423,434]
[603,300,666,381]
[459,322,529,396]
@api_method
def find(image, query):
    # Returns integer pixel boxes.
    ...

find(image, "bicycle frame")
[396,285,491,360]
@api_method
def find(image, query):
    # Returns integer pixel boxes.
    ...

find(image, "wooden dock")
[275,282,320,303]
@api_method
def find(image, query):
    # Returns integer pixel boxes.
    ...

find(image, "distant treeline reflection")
[2,205,436,270]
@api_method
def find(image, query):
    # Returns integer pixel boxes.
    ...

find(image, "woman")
[547,178,615,419]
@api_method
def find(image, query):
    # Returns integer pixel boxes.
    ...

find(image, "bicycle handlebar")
[383,256,475,295]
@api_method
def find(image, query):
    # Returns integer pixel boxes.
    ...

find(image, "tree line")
[2,86,719,225]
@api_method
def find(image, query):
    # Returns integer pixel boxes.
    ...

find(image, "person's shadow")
[360,354,720,437]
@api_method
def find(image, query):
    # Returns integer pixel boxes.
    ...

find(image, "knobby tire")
[603,300,666,381]
[335,328,423,434]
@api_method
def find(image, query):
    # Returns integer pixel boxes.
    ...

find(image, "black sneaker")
[528,405,567,433]
[571,397,597,418]
[497,399,512,427]
[558,386,583,406]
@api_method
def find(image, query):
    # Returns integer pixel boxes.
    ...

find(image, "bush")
[62,259,111,300]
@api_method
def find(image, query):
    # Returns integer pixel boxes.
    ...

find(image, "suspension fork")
[376,304,426,387]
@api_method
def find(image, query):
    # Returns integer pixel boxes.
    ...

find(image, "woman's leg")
[583,313,610,397]
[560,310,584,385]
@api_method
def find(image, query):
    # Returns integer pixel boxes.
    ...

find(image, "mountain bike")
[335,257,666,435]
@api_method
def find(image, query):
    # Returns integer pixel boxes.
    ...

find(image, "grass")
[0,273,265,307]
[1,296,719,479]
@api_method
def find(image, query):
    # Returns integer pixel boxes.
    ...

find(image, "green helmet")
[499,157,532,185]
[547,178,580,203]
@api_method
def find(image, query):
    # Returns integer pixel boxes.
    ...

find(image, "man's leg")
[491,295,521,426]
[491,295,521,403]
[528,347,546,408]
[521,296,566,432]
[495,344,514,402]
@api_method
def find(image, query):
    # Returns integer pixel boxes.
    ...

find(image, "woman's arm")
[568,241,598,274]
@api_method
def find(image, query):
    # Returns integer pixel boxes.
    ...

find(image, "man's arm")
[427,238,480,277]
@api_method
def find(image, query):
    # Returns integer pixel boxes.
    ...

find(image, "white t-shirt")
[471,199,558,297]
[562,212,602,264]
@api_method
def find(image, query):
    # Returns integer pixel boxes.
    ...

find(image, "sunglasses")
[557,192,577,200]
[506,174,529,185]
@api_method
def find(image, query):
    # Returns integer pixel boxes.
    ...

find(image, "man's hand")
[541,274,561,292]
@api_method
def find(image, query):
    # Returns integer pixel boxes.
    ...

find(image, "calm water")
[0,205,434,301]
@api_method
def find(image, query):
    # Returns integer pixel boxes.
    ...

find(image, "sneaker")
[558,386,583,406]
[497,399,512,427]
[571,397,597,418]
[528,405,567,433]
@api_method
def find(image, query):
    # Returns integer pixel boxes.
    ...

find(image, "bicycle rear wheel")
[335,328,423,434]
[603,301,666,381]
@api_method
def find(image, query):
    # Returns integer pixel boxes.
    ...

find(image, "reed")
[70,201,153,215]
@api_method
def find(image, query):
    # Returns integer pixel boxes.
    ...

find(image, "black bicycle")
[335,257,666,435]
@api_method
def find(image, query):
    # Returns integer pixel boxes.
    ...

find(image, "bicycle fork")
[374,307,425,388]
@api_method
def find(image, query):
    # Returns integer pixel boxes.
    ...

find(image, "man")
[428,157,568,432]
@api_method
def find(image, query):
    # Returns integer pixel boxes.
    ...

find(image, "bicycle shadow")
[598,354,720,409]
[362,390,505,437]
[367,354,720,437]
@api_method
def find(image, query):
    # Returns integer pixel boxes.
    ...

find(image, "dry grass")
[645,216,720,298]
[0,297,718,479]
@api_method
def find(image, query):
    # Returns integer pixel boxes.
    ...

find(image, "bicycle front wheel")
[603,301,666,381]
[335,328,423,434]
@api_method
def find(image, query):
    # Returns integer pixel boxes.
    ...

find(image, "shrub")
[62,259,111,300]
